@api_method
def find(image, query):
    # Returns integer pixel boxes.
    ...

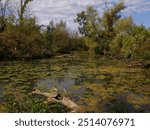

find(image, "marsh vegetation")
[0,52,150,112]
[0,0,150,112]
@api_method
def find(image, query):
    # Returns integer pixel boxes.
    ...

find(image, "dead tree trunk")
[32,89,81,113]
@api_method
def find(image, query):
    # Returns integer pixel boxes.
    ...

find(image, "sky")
[21,0,150,30]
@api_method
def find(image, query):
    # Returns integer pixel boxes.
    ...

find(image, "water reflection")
[35,78,85,96]
[0,52,150,112]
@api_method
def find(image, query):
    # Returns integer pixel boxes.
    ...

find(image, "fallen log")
[32,89,81,113]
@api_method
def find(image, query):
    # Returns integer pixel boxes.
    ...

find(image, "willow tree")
[75,10,88,36]
[75,6,101,41]
[18,0,33,25]
[102,0,126,35]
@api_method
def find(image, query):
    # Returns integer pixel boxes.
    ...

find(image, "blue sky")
[131,12,150,27]
[28,0,150,30]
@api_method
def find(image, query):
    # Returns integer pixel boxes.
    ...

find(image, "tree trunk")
[32,89,81,113]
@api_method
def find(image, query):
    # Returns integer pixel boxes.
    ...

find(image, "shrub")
[121,35,137,58]
[121,26,149,58]
[0,24,46,59]
[138,39,150,60]
[44,21,89,54]
[95,35,112,55]
[109,33,124,56]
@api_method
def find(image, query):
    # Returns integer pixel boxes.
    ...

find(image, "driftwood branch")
[32,89,81,113]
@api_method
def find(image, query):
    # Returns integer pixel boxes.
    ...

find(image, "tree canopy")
[0,0,149,61]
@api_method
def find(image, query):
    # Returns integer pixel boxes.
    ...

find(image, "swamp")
[0,0,150,113]
[0,52,150,112]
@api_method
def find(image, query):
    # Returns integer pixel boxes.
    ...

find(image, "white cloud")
[30,0,105,29]
[10,0,150,29]
[124,0,150,13]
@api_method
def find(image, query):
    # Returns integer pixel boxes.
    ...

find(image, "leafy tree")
[138,39,150,60]
[121,26,149,58]
[44,20,88,54]
[109,17,134,56]
[102,0,126,35]
[75,11,88,36]
[75,6,101,41]
[114,17,134,34]
[17,0,33,25]
[0,20,44,59]
[0,0,11,32]
[75,1,126,55]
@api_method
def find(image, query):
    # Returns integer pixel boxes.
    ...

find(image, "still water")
[0,52,150,112]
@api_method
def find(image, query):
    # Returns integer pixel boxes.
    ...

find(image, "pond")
[0,52,150,112]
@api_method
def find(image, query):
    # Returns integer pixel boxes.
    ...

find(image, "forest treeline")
[0,0,150,60]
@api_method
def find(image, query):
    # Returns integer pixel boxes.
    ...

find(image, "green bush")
[94,35,112,55]
[109,33,124,56]
[138,39,150,60]
[0,24,46,59]
[121,35,137,58]
[121,26,149,58]
[69,36,89,52]
[44,21,89,54]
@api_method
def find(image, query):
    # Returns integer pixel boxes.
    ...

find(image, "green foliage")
[5,95,70,113]
[67,34,89,52]
[94,32,113,55]
[75,1,126,55]
[121,26,149,58]
[102,0,126,35]
[109,33,124,56]
[121,35,137,58]
[137,39,150,60]
[109,17,134,56]
[0,21,46,59]
[0,0,149,61]
[95,1,126,57]
[110,22,150,60]
[0,0,89,60]
[114,17,134,34]
[74,11,88,36]
[82,2,148,59]
[75,6,102,41]
[44,20,88,54]
[4,85,70,113]
[19,0,33,25]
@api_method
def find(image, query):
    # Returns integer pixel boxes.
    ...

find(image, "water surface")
[0,52,150,112]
